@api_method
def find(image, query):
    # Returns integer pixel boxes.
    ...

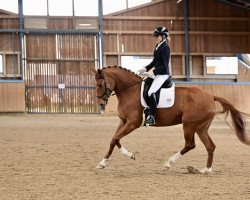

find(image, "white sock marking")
[163,151,182,170]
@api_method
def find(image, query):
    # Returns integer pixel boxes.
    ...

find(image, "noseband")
[95,76,113,102]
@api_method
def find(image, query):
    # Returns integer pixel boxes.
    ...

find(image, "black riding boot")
[145,93,157,125]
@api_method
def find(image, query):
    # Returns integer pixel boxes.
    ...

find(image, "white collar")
[155,39,166,50]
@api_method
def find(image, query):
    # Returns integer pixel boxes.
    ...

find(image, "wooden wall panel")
[60,62,95,77]
[191,56,203,75]
[189,0,250,17]
[103,34,118,52]
[103,34,185,54]
[105,55,118,66]
[58,35,95,59]
[103,19,184,32]
[171,55,183,76]
[189,20,250,32]
[169,35,185,52]
[189,35,204,53]
[120,34,154,52]
[0,33,20,52]
[26,35,56,59]
[48,18,73,29]
[189,34,250,54]
[5,54,19,74]
[0,18,19,29]
[0,82,25,112]
[24,17,47,29]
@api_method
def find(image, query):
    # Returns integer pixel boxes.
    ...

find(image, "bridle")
[95,76,113,103]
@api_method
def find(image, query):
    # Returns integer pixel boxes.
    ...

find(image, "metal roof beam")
[217,0,250,11]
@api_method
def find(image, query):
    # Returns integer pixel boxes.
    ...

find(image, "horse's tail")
[214,96,250,145]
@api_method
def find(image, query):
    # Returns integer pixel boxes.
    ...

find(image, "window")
[23,0,47,15]
[0,0,151,16]
[74,0,98,16]
[103,0,126,15]
[103,0,150,14]
[121,56,152,73]
[206,56,238,75]
[128,0,151,8]
[0,0,18,14]
[0,53,21,80]
[48,0,72,16]
[0,55,3,74]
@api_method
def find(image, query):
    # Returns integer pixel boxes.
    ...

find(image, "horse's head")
[92,68,114,112]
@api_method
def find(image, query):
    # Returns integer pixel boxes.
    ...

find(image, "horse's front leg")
[118,140,136,160]
[96,120,140,169]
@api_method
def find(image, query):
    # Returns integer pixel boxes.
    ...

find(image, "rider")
[139,26,171,125]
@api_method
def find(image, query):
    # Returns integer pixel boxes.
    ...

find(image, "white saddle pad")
[141,82,175,108]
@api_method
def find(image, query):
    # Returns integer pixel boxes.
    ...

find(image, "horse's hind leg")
[196,122,216,173]
[162,125,196,171]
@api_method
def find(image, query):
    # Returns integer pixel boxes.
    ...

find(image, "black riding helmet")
[153,26,169,37]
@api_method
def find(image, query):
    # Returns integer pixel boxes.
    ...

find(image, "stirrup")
[145,115,156,125]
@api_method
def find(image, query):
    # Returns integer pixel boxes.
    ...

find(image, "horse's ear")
[97,69,104,77]
[97,69,102,75]
[93,68,104,80]
[92,67,97,74]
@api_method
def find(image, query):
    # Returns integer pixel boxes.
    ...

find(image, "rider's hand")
[138,67,146,75]
[146,71,155,79]
[141,71,155,79]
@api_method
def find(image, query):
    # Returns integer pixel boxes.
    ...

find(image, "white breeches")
[148,75,169,96]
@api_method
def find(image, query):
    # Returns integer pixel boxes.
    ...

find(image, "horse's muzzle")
[99,104,105,114]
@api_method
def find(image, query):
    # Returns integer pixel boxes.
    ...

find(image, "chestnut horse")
[93,66,250,173]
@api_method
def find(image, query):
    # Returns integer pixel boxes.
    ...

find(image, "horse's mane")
[102,65,142,80]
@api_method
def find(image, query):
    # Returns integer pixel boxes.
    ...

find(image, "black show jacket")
[145,41,170,76]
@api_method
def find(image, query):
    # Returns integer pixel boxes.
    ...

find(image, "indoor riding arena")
[0,0,250,200]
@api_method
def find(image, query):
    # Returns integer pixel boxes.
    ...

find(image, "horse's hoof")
[96,158,109,169]
[130,153,135,160]
[162,161,171,171]
[199,167,212,174]
[96,164,105,169]
[162,165,170,171]
[187,166,201,174]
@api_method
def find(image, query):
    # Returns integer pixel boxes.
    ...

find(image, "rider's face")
[155,35,163,44]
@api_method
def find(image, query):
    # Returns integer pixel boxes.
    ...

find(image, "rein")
[111,80,143,96]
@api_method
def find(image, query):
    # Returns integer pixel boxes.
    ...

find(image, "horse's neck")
[109,70,141,93]
[107,69,142,113]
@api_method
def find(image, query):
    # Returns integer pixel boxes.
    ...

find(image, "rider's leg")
[148,75,169,96]
[146,75,169,125]
[144,93,157,125]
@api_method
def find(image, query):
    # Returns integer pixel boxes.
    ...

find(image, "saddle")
[142,76,173,106]
[141,76,175,126]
